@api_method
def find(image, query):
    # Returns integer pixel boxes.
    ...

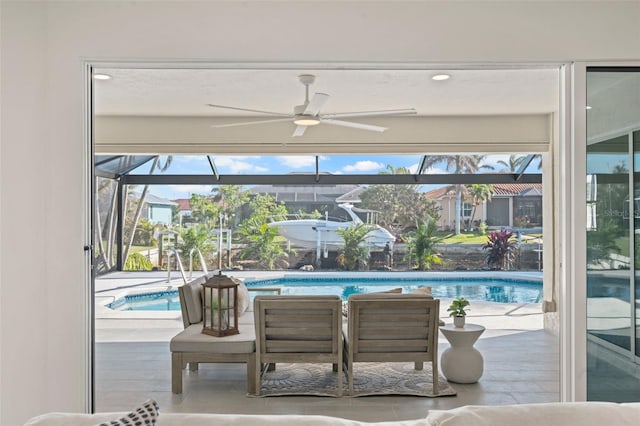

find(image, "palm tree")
[336,224,372,271]
[176,224,215,269]
[497,154,526,172]
[466,184,494,230]
[122,156,169,267]
[236,217,289,270]
[421,155,493,234]
[406,216,444,270]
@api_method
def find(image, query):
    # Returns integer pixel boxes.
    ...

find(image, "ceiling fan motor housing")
[298,74,316,86]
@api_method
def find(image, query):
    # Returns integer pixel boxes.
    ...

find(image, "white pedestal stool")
[440,323,485,383]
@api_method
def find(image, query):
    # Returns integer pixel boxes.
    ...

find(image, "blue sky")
[132,154,540,200]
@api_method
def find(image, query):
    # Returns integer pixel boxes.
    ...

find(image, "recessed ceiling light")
[432,74,451,81]
[93,73,112,80]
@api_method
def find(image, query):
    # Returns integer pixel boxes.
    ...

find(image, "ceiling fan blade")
[207,103,291,117]
[303,93,329,115]
[211,117,293,129]
[321,108,417,119]
[321,119,387,132]
[292,125,307,137]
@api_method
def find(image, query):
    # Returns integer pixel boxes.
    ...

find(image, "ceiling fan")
[208,74,417,137]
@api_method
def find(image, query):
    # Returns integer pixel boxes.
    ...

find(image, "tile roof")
[423,183,542,199]
[172,198,191,211]
[423,187,451,199]
[492,183,542,196]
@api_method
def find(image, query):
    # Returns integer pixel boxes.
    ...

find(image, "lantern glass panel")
[201,273,240,337]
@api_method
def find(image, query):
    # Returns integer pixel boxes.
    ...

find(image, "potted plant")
[448,297,470,328]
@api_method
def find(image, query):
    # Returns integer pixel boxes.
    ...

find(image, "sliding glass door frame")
[575,62,640,402]
[84,61,569,410]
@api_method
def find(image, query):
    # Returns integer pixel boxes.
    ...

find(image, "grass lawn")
[438,230,543,245]
[439,232,488,244]
[130,245,155,254]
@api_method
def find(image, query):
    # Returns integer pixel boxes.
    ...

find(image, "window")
[461,202,473,217]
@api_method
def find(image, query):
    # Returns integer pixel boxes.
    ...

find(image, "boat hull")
[268,219,394,251]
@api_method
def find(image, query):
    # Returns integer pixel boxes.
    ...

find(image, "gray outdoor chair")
[344,293,440,396]
[253,295,343,396]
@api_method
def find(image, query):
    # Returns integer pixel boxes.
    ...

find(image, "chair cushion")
[170,321,256,353]
[377,287,403,294]
[238,282,250,314]
[202,283,250,323]
[183,277,207,325]
[343,287,403,316]
[409,286,433,297]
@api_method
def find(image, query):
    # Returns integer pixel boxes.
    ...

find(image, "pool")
[107,274,542,311]
[107,290,181,311]
[246,276,542,304]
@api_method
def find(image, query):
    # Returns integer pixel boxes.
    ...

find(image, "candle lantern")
[201,272,240,337]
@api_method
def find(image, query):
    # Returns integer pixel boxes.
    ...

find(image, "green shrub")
[125,252,154,271]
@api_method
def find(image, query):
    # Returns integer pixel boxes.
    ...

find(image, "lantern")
[201,272,240,337]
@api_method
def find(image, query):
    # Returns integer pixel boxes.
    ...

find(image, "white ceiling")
[94,67,560,118]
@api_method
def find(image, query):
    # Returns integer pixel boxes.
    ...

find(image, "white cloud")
[485,154,511,164]
[482,154,510,170]
[482,154,539,172]
[215,157,269,173]
[421,166,446,175]
[342,160,384,172]
[277,155,323,169]
[152,185,214,200]
[404,162,447,175]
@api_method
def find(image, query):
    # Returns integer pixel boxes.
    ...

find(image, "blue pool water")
[107,275,542,311]
[246,276,542,304]
[108,290,181,311]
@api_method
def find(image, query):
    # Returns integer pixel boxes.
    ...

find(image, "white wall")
[1,1,639,424]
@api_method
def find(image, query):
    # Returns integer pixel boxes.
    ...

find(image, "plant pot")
[453,315,466,328]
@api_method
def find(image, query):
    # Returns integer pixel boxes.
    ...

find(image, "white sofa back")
[24,412,428,425]
[24,402,640,426]
[425,402,640,426]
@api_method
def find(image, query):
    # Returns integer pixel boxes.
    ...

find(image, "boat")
[267,204,395,251]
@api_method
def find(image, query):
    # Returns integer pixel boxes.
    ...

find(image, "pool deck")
[94,270,557,420]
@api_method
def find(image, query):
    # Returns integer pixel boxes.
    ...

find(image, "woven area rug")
[254,362,457,397]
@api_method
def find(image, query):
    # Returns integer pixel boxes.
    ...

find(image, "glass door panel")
[586,68,640,401]
[635,130,640,359]
[586,134,631,350]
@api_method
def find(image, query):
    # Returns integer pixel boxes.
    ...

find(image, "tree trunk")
[123,157,160,265]
[454,184,462,235]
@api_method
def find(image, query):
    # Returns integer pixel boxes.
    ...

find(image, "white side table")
[440,323,485,383]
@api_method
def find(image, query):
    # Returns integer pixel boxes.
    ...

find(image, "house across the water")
[424,183,542,231]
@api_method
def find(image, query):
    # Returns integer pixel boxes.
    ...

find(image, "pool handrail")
[166,249,188,284]
[188,248,209,280]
